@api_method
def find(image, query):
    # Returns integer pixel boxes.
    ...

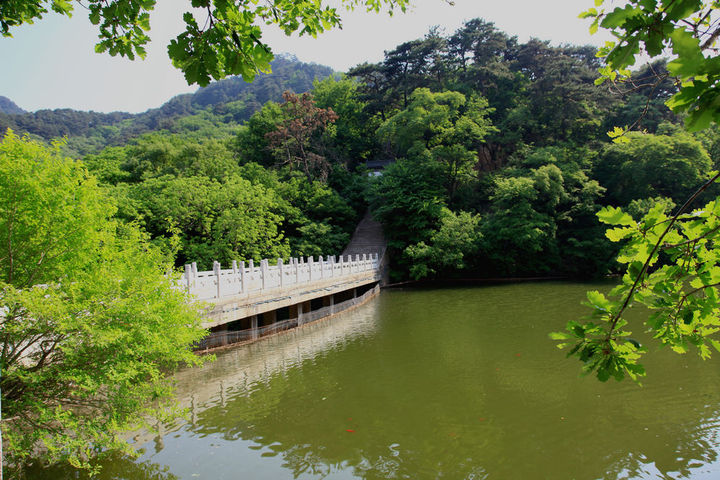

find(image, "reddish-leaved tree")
[266,91,338,182]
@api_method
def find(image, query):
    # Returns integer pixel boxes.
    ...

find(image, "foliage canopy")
[0,131,206,471]
[552,0,720,381]
[586,0,720,132]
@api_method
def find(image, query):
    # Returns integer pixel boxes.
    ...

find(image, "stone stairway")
[342,210,387,257]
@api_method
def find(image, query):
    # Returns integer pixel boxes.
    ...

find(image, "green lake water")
[36,282,720,479]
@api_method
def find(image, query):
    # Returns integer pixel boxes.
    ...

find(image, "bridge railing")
[181,253,381,301]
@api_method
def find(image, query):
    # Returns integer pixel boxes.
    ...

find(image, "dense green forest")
[5,19,718,281]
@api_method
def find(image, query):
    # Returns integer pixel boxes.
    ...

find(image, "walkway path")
[343,211,386,257]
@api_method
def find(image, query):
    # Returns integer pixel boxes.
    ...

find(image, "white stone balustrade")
[181,253,381,302]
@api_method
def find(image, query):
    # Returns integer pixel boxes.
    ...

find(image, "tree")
[478,146,612,278]
[481,168,562,275]
[117,174,291,268]
[595,131,712,206]
[512,41,612,146]
[265,91,338,182]
[235,101,285,167]
[0,131,206,472]
[377,88,495,201]
[602,60,680,134]
[312,77,379,167]
[0,0,411,86]
[369,157,446,278]
[554,0,720,381]
[405,208,482,280]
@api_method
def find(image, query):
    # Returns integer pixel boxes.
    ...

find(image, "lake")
[35,281,720,479]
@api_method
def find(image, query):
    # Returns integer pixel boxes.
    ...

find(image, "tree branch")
[605,170,720,340]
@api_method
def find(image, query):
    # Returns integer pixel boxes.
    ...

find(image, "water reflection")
[31,283,720,479]
[23,452,180,480]
[160,284,720,479]
[130,302,379,449]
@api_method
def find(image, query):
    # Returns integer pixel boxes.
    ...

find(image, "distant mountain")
[0,55,335,151]
[192,54,334,107]
[0,96,26,114]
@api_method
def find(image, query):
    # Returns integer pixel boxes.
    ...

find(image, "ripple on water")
[28,282,720,480]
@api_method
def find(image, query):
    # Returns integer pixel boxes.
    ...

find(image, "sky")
[0,0,614,114]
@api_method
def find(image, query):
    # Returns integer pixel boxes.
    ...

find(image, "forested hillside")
[4,19,716,282]
[0,55,333,156]
[0,95,26,114]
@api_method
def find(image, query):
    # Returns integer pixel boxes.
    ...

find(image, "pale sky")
[0,0,612,114]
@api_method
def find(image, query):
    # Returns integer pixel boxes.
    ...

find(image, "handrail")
[180,253,381,301]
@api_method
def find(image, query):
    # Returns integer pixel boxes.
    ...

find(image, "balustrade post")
[261,259,268,291]
[308,256,314,281]
[232,260,238,293]
[278,258,284,287]
[319,256,324,279]
[330,255,335,277]
[213,261,221,299]
[184,264,192,293]
[239,261,246,293]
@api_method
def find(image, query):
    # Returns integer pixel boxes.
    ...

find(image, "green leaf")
[586,290,613,313]
[600,5,643,29]
[667,28,704,78]
[597,206,635,226]
[671,344,688,354]
[665,0,703,22]
[549,331,571,341]
[606,226,634,242]
[685,103,716,131]
[589,19,599,35]
[573,325,586,338]
[89,9,101,25]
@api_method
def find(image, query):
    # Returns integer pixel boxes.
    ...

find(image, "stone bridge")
[181,253,383,349]
[180,212,387,350]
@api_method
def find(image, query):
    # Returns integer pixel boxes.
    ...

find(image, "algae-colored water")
[34,282,720,479]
